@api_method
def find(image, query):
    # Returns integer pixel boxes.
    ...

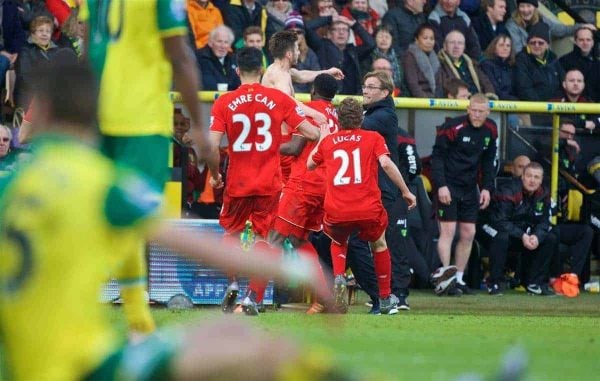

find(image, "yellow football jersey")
[0,135,162,381]
[80,0,188,137]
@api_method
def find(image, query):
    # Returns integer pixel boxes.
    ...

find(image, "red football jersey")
[210,83,307,196]
[312,129,389,222]
[286,99,339,195]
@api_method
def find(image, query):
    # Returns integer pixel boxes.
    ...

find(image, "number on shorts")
[231,113,272,152]
[333,148,362,186]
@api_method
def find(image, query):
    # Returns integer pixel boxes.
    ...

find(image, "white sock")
[456,271,465,285]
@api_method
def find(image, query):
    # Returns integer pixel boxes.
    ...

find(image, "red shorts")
[323,208,388,245]
[219,193,280,237]
[273,189,324,240]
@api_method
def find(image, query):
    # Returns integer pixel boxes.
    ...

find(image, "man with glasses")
[306,14,375,94]
[515,23,564,103]
[431,93,498,296]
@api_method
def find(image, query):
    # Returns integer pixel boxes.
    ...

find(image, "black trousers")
[488,231,556,286]
[309,231,380,302]
[550,223,594,279]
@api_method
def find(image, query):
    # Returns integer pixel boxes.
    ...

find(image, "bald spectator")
[559,27,600,102]
[472,0,508,51]
[372,57,401,97]
[381,0,427,57]
[511,155,531,177]
[428,0,482,60]
[550,69,600,133]
[195,25,241,91]
[187,0,224,49]
[436,30,496,98]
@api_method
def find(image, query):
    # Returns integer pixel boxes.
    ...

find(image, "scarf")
[438,49,481,92]
[407,43,440,94]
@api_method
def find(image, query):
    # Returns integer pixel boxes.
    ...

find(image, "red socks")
[330,242,348,277]
[373,248,391,299]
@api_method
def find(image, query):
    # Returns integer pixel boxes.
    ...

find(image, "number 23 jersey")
[210,83,307,197]
[312,129,389,222]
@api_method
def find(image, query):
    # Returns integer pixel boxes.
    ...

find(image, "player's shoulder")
[482,118,498,135]
[439,115,468,131]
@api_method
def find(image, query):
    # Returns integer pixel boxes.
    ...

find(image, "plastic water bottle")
[240,220,255,251]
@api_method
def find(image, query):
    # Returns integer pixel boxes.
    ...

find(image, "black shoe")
[527,284,556,296]
[397,295,410,311]
[445,285,463,297]
[456,282,476,295]
[221,281,239,313]
[487,283,503,296]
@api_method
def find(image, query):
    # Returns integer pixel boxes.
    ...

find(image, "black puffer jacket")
[480,57,518,100]
[381,5,426,58]
[489,178,552,243]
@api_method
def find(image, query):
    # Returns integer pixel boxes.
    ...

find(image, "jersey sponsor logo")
[227,93,277,112]
[170,0,187,22]
[462,136,471,143]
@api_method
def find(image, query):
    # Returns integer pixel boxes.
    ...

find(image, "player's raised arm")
[379,154,417,209]
[290,67,344,83]
[161,35,220,179]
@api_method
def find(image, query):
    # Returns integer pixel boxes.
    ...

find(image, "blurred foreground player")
[0,60,352,381]
[308,98,416,315]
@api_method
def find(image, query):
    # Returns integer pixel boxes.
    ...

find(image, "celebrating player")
[209,47,320,315]
[308,98,417,315]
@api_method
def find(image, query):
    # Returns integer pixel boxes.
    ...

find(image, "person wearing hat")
[514,21,564,105]
[283,14,322,94]
[505,0,596,54]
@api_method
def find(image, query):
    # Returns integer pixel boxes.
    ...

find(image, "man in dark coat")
[471,0,508,51]
[195,25,241,91]
[381,0,427,58]
[559,26,600,102]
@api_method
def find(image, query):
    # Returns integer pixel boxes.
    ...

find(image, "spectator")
[435,30,496,98]
[340,0,380,46]
[511,154,530,177]
[285,16,321,94]
[187,0,224,49]
[266,0,295,35]
[428,0,482,60]
[15,0,53,31]
[505,0,596,55]
[559,27,600,102]
[305,14,375,95]
[484,162,556,296]
[371,57,401,96]
[0,0,26,89]
[243,26,270,67]
[0,124,16,173]
[550,69,600,133]
[14,16,62,109]
[444,77,471,99]
[471,0,508,52]
[514,22,564,103]
[381,0,427,57]
[56,9,84,56]
[367,26,407,95]
[224,0,275,49]
[431,94,498,296]
[402,24,440,98]
[302,0,338,40]
[480,34,518,100]
[195,25,242,91]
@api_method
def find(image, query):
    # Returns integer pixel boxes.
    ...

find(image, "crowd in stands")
[1,0,600,298]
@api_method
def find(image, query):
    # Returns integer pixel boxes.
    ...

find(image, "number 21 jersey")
[210,83,307,196]
[312,129,390,222]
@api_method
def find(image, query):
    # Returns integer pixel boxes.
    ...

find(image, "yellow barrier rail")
[171,92,600,224]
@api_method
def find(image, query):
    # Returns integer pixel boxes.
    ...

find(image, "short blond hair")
[363,70,394,95]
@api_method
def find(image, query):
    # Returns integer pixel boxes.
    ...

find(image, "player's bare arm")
[280,134,307,156]
[207,131,224,188]
[297,120,320,141]
[162,35,220,179]
[379,154,417,209]
[290,67,345,83]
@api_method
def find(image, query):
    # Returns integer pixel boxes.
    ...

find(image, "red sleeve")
[281,93,307,131]
[45,0,71,27]
[373,134,390,158]
[209,98,226,133]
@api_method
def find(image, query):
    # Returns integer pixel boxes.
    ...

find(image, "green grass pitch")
[1,290,599,380]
